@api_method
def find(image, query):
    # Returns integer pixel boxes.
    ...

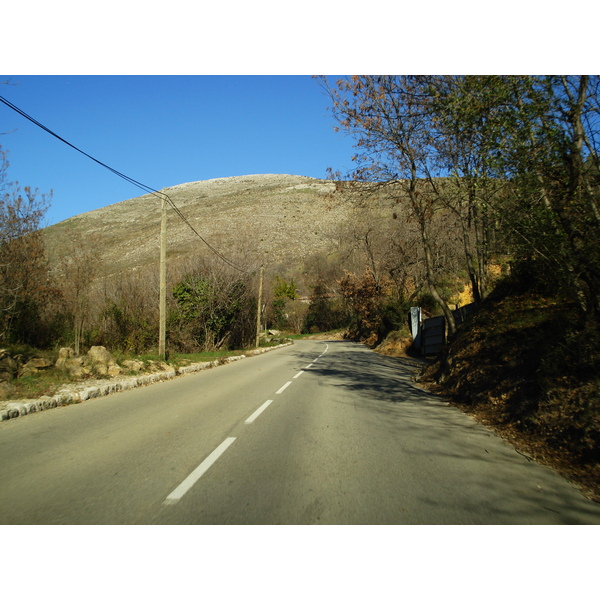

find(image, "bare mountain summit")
[43,174,355,277]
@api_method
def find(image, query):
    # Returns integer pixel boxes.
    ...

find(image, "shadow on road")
[307,341,432,404]
[293,341,600,524]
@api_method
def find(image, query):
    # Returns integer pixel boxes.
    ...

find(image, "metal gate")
[421,315,446,355]
[412,303,476,355]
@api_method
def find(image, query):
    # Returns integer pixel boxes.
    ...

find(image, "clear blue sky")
[2,2,591,228]
[0,75,357,225]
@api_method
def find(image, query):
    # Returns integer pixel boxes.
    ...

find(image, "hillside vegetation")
[21,172,464,356]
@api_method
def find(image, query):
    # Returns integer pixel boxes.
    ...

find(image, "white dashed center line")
[164,343,330,508]
[164,437,236,505]
[276,381,292,394]
[245,400,273,424]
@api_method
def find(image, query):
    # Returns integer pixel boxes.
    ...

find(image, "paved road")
[2,340,600,524]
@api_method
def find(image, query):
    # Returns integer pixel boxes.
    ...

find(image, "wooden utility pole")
[159,195,167,360]
[255,265,264,348]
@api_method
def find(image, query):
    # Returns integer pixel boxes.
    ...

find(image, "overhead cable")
[0,94,247,273]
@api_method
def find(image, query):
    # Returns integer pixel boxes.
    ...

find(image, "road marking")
[245,400,273,423]
[164,437,236,505]
[276,381,292,394]
[164,342,330,507]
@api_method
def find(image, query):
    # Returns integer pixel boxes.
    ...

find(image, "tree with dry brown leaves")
[320,76,459,333]
[0,146,53,345]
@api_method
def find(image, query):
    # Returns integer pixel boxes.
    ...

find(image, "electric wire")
[163,196,247,272]
[0,94,248,273]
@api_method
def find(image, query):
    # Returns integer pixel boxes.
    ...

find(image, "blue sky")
[0,75,358,225]
[1,2,592,227]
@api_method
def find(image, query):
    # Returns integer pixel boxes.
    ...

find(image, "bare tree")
[321,76,458,332]
[0,146,52,344]
[56,233,101,354]
[96,266,159,354]
[169,251,256,352]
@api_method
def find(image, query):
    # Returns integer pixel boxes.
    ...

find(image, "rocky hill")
[42,174,356,277]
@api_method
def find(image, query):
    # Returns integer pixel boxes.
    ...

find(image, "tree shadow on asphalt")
[296,340,496,445]
[293,342,600,523]
[302,341,434,405]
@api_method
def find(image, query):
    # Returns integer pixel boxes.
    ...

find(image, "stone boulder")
[55,349,91,379]
[28,357,53,369]
[86,346,122,377]
[0,350,21,382]
[145,360,170,373]
[122,359,145,372]
[19,357,53,378]
[55,346,123,378]
[55,347,74,366]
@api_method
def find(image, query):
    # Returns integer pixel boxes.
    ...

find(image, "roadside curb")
[0,342,293,423]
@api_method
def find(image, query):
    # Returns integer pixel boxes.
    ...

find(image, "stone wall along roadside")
[0,343,292,422]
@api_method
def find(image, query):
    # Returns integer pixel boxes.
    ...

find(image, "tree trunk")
[419,212,457,336]
[74,315,81,355]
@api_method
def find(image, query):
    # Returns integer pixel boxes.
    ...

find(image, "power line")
[0,94,247,273]
[0,95,163,200]
[163,196,247,272]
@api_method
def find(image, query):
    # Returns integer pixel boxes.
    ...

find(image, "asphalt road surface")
[2,340,600,524]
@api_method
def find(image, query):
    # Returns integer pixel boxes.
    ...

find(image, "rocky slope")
[42,174,355,277]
